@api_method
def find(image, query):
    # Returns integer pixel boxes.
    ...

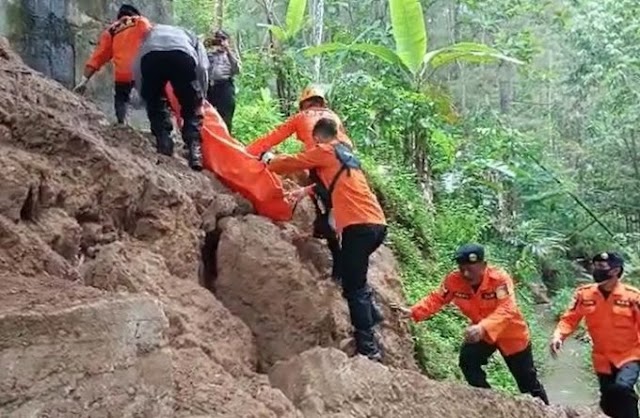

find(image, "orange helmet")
[298,85,326,107]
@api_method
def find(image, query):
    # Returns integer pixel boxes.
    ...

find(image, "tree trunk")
[312,0,325,81]
[498,61,513,114]
[215,0,224,29]
[258,0,290,115]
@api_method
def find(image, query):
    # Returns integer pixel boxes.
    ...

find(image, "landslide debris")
[0,37,602,418]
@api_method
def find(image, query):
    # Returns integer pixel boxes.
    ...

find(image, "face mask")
[593,268,612,283]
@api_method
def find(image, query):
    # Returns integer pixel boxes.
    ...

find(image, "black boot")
[156,132,174,156]
[372,298,384,326]
[147,98,174,156]
[115,101,127,125]
[346,286,383,361]
[354,329,382,362]
[182,112,204,171]
[186,137,203,171]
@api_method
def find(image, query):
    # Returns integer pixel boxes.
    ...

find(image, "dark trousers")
[114,81,133,124]
[140,50,204,156]
[597,362,640,418]
[206,79,236,133]
[340,224,386,357]
[459,341,549,405]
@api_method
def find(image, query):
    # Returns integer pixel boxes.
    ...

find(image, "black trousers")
[340,223,386,358]
[598,361,640,418]
[140,50,204,154]
[114,81,133,124]
[340,224,386,327]
[459,341,549,405]
[207,79,236,133]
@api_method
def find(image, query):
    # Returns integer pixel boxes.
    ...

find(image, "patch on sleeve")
[496,284,509,299]
[109,17,136,36]
[439,283,449,298]
[581,299,596,306]
[614,299,631,307]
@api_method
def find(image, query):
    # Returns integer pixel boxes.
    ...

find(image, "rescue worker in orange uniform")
[264,117,387,361]
[393,244,549,404]
[247,86,351,283]
[73,4,151,125]
[551,252,640,418]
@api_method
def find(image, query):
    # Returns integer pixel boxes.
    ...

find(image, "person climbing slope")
[264,117,387,361]
[132,23,209,171]
[247,85,351,283]
[392,244,549,405]
[551,252,640,418]
[73,4,151,125]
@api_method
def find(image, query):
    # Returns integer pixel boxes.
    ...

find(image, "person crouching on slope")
[73,4,151,125]
[247,85,350,284]
[392,244,549,404]
[551,252,640,418]
[132,24,209,171]
[264,117,387,361]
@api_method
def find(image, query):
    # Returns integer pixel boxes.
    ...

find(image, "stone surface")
[0,0,172,125]
[0,289,175,417]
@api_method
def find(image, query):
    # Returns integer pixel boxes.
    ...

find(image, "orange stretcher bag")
[164,84,293,221]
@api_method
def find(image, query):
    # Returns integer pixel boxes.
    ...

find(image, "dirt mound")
[0,37,297,417]
[215,215,417,370]
[269,348,605,418]
[0,36,600,418]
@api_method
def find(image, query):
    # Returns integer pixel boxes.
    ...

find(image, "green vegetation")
[175,0,640,394]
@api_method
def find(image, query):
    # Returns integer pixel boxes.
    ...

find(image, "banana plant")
[258,0,308,42]
[303,0,523,86]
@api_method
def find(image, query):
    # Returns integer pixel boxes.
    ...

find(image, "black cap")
[454,243,485,264]
[592,252,624,268]
[214,29,229,39]
[117,4,140,18]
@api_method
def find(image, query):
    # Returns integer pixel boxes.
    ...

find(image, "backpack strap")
[326,164,349,204]
[316,142,361,211]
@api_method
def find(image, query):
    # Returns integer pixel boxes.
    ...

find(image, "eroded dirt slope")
[0,37,602,418]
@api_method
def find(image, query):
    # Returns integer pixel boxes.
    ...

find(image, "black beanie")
[117,4,141,19]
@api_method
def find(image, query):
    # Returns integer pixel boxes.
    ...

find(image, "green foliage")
[424,42,523,72]
[388,0,427,74]
[174,0,215,35]
[550,287,574,320]
[260,0,309,42]
[304,0,521,85]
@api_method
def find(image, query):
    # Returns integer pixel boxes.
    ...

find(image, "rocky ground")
[0,37,605,417]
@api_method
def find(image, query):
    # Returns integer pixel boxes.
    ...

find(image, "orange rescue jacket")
[245,106,352,156]
[553,282,640,374]
[85,15,152,83]
[267,140,385,232]
[410,266,530,356]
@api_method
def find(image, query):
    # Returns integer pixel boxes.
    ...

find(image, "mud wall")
[0,0,172,119]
